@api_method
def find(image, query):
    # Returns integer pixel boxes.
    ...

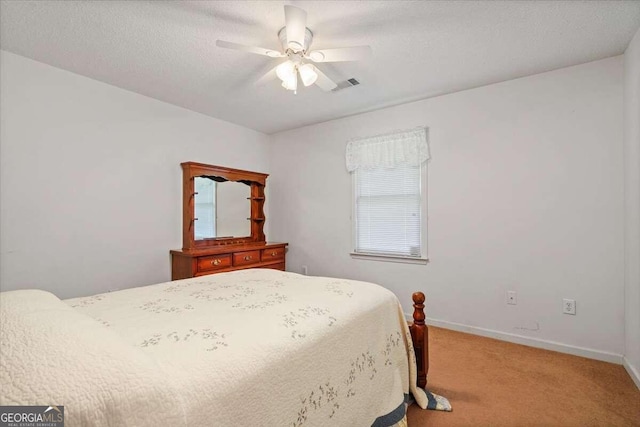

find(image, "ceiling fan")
[216,5,372,94]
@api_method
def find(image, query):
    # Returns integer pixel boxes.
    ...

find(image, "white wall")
[624,27,640,387]
[0,49,630,364]
[0,51,270,299]
[269,57,625,358]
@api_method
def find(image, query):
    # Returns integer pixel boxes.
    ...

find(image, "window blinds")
[354,164,422,257]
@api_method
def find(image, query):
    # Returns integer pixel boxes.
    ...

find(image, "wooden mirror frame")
[181,162,267,251]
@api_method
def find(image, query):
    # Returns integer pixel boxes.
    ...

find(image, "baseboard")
[406,314,624,365]
[623,358,640,390]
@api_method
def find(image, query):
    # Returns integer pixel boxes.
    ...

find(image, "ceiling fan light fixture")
[298,63,318,87]
[281,73,298,92]
[276,60,296,82]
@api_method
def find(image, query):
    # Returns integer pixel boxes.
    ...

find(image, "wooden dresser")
[171,162,287,280]
[171,242,287,280]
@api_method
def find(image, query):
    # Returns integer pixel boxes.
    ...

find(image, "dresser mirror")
[194,178,251,240]
[181,162,267,251]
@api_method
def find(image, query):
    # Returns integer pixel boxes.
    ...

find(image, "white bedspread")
[1,269,427,426]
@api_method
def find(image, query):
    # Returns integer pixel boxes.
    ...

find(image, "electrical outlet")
[507,291,517,305]
[302,265,308,275]
[563,299,576,315]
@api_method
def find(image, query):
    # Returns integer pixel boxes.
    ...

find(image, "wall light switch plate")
[507,291,517,305]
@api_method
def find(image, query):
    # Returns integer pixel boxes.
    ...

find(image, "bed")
[0,269,430,426]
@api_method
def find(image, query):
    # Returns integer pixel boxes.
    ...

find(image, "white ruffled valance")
[345,127,430,172]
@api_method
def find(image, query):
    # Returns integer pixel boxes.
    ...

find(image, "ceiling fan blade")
[284,5,307,52]
[254,63,282,87]
[307,46,372,62]
[313,66,338,92]
[216,40,284,58]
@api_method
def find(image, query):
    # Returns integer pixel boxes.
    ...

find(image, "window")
[354,164,424,257]
[347,128,429,262]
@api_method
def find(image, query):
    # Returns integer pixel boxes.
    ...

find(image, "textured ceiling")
[1,0,640,134]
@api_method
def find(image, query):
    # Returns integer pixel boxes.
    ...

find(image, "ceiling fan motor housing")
[278,27,313,54]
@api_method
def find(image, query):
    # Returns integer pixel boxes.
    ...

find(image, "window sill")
[349,252,429,265]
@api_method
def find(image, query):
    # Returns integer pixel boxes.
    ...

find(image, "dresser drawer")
[233,250,261,266]
[197,254,232,273]
[261,247,285,261]
[263,262,285,271]
[171,243,288,280]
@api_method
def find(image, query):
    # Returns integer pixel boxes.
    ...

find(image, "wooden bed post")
[409,291,429,389]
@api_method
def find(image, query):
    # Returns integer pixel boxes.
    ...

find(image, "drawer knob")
[211,259,221,266]
[244,255,252,261]
[271,252,277,256]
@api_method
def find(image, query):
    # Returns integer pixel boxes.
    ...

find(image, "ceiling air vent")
[332,78,360,92]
